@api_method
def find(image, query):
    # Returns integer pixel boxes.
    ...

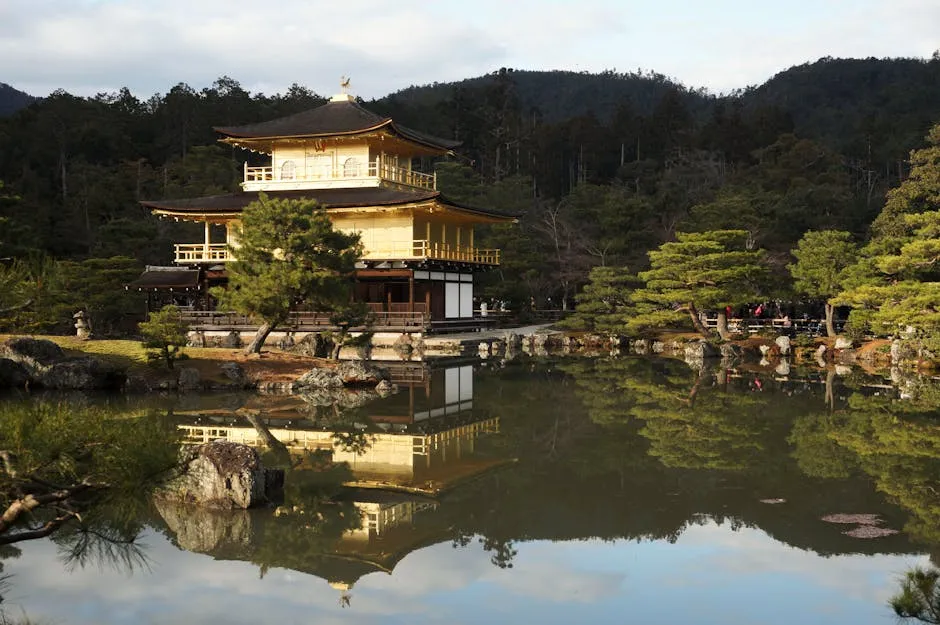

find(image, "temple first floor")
[127,263,498,333]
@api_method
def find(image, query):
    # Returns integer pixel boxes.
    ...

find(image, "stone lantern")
[73,310,92,340]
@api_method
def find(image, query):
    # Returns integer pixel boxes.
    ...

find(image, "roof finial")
[340,76,351,94]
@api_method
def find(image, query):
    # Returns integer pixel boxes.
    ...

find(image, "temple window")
[280,160,296,180]
[343,157,362,177]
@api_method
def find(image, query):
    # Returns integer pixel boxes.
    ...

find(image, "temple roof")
[126,266,200,290]
[140,188,515,222]
[214,98,461,152]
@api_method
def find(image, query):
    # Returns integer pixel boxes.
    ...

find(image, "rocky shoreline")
[0,336,396,396]
[0,329,929,395]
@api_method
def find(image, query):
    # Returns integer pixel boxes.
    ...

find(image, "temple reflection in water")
[147,357,940,613]
[174,362,504,494]
[160,361,509,596]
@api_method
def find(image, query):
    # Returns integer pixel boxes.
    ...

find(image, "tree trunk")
[244,412,291,465]
[716,311,733,341]
[0,299,33,314]
[330,330,347,360]
[824,303,837,337]
[244,322,274,355]
[825,368,835,413]
[687,303,711,338]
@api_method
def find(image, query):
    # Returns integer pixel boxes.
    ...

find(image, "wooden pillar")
[456,226,461,259]
[409,273,415,314]
[425,221,431,256]
[204,220,211,257]
[441,223,446,257]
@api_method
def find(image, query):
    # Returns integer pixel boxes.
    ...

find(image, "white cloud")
[1,519,932,624]
[2,0,934,99]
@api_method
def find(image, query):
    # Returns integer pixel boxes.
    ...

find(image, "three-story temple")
[133,86,513,333]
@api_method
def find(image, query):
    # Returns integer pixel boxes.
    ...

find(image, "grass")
[0,334,318,384]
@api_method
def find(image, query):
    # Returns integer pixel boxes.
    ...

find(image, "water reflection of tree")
[563,358,777,473]
[0,401,178,546]
[0,399,179,612]
[788,410,859,479]
[891,567,940,624]
[250,464,362,578]
[816,381,940,547]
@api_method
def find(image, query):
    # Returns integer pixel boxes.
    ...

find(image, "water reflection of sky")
[6,520,927,625]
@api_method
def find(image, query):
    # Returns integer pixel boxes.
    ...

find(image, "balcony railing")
[364,240,501,265]
[243,160,436,191]
[178,309,430,331]
[174,243,233,263]
[173,240,500,265]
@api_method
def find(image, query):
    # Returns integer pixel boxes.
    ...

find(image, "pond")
[0,357,937,624]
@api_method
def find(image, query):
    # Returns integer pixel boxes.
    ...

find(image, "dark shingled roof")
[127,266,200,290]
[140,187,514,221]
[214,99,461,151]
[141,187,438,212]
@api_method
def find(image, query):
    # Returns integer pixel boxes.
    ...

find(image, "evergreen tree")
[214,194,361,354]
[138,305,189,369]
[788,230,857,337]
[837,123,940,347]
[891,568,940,624]
[560,265,639,334]
[632,230,767,339]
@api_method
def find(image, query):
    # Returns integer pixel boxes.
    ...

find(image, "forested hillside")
[0,56,938,334]
[0,82,35,116]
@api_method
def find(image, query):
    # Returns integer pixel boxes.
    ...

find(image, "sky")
[0,0,937,100]
[5,522,930,624]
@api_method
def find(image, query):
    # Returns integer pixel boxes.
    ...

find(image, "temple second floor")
[142,188,514,267]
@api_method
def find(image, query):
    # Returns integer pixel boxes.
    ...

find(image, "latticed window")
[280,160,296,180]
[343,157,362,177]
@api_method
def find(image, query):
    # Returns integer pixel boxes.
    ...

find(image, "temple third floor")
[242,147,437,192]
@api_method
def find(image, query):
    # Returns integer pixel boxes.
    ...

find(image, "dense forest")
[0,55,938,336]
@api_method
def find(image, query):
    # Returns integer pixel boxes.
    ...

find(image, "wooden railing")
[244,160,436,190]
[365,240,500,265]
[179,309,429,331]
[174,240,500,266]
[703,317,845,335]
[174,243,233,263]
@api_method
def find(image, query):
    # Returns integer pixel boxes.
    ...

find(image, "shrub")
[138,305,189,369]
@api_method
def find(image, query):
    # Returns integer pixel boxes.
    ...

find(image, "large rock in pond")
[298,387,381,409]
[0,337,125,390]
[157,441,283,509]
[154,498,254,554]
[683,340,719,366]
[335,361,389,385]
[39,357,125,390]
[177,367,202,391]
[292,367,345,390]
[292,361,389,391]
[0,358,29,388]
[218,362,249,386]
[0,337,64,376]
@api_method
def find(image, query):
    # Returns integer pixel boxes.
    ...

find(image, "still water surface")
[2,357,938,624]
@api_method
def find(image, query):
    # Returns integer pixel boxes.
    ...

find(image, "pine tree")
[788,230,857,337]
[837,124,940,347]
[213,194,361,354]
[560,265,639,334]
[139,305,189,369]
[631,230,767,340]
